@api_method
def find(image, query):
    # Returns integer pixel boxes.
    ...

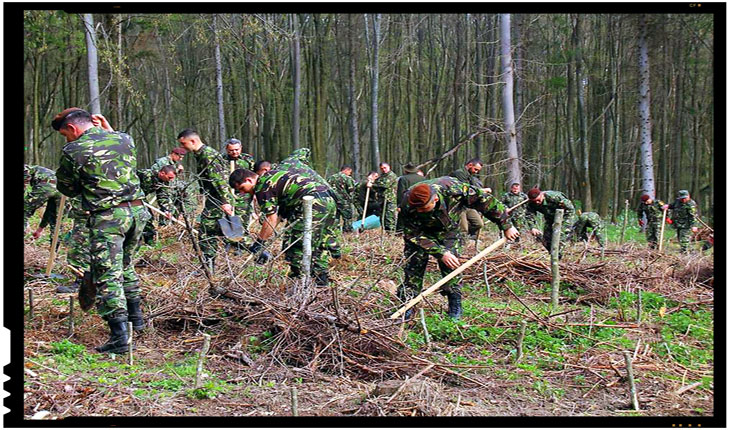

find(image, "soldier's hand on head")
[91,114,114,132]
[441,252,461,270]
[530,228,541,237]
[504,227,519,241]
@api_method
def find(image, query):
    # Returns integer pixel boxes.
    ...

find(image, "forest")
[22,10,715,219]
[16,6,718,422]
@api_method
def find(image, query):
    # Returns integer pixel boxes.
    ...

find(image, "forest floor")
[21,218,714,420]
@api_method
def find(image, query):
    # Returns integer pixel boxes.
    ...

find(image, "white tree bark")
[638,15,656,199]
[370,13,382,170]
[500,14,520,187]
[82,14,101,114]
[291,14,301,150]
[213,15,226,144]
[347,15,361,177]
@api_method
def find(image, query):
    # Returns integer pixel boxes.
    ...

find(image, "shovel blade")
[78,271,96,312]
[219,215,245,242]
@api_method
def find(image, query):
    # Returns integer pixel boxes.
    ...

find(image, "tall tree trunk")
[574,15,592,211]
[638,15,656,199]
[213,15,226,144]
[369,13,382,170]
[290,13,301,150]
[501,14,520,188]
[82,13,101,114]
[347,14,361,177]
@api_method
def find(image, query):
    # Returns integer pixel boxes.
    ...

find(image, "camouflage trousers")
[398,237,462,303]
[64,215,91,272]
[541,218,574,259]
[24,189,60,231]
[89,205,150,318]
[381,198,397,232]
[675,227,693,253]
[283,195,340,278]
[645,222,660,249]
[335,203,354,232]
[198,206,227,265]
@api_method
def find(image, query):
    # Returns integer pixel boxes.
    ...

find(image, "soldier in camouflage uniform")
[501,183,529,231]
[53,108,151,354]
[667,189,699,254]
[150,147,187,174]
[222,138,256,252]
[636,194,667,249]
[137,165,179,244]
[450,159,486,239]
[24,164,62,239]
[177,129,236,273]
[372,162,398,231]
[571,211,606,248]
[328,165,357,232]
[229,159,340,286]
[57,196,91,294]
[399,178,519,320]
[525,187,576,259]
[150,147,199,222]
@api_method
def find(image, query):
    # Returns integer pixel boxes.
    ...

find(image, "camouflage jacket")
[137,169,176,214]
[636,199,666,224]
[327,172,356,206]
[399,177,512,257]
[150,155,175,173]
[502,191,529,219]
[192,144,232,210]
[668,198,698,229]
[573,211,602,234]
[25,165,59,190]
[397,173,425,206]
[223,153,255,211]
[373,171,398,205]
[56,126,145,212]
[450,167,483,188]
[67,196,89,221]
[255,165,331,220]
[525,190,575,230]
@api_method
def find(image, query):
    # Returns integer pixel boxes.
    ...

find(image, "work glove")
[666,218,673,224]
[638,219,644,227]
[256,250,272,265]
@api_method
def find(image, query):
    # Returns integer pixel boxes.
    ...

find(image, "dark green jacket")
[192,144,232,210]
[397,173,425,206]
[668,198,698,229]
[450,167,483,188]
[525,190,576,230]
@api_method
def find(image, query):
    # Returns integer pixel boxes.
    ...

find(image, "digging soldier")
[396,163,426,232]
[398,178,519,320]
[24,164,62,240]
[571,211,606,249]
[229,157,340,286]
[667,189,699,254]
[450,158,486,240]
[222,138,256,252]
[177,129,235,274]
[372,162,398,232]
[150,147,198,223]
[355,171,381,221]
[328,165,357,232]
[502,183,529,232]
[150,147,187,174]
[137,165,180,244]
[525,187,576,260]
[53,108,151,354]
[636,194,667,249]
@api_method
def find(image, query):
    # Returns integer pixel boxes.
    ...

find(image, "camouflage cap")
[51,107,86,131]
[527,187,541,200]
[677,189,690,198]
[408,183,434,207]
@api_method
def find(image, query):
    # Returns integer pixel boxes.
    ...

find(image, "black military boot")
[127,297,145,332]
[446,291,463,320]
[95,315,129,354]
[314,272,330,286]
[56,277,81,294]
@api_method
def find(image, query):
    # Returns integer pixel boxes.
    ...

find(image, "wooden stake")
[623,351,640,411]
[516,320,527,363]
[658,207,668,251]
[550,209,564,310]
[127,322,134,366]
[636,287,642,324]
[28,289,34,321]
[302,196,314,287]
[620,199,629,244]
[419,308,431,349]
[68,296,74,336]
[390,237,507,319]
[290,386,299,416]
[482,262,491,298]
[360,186,371,232]
[45,195,67,276]
[195,333,212,388]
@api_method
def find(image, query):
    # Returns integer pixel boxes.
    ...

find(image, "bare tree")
[369,13,382,170]
[290,13,301,150]
[638,15,656,199]
[213,14,226,144]
[501,14,520,187]
[82,13,101,114]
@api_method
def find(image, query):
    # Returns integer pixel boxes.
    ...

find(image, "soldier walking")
[53,108,151,354]
[398,178,519,320]
[525,187,576,260]
[177,129,236,274]
[636,194,667,249]
[229,155,340,286]
[667,189,699,254]
[24,164,62,239]
[328,165,357,232]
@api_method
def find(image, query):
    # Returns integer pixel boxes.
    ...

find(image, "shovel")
[219,213,245,242]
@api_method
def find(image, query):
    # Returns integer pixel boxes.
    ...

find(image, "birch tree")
[501,14,520,187]
[213,14,226,144]
[290,13,301,150]
[82,13,101,114]
[369,13,382,170]
[638,14,656,199]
